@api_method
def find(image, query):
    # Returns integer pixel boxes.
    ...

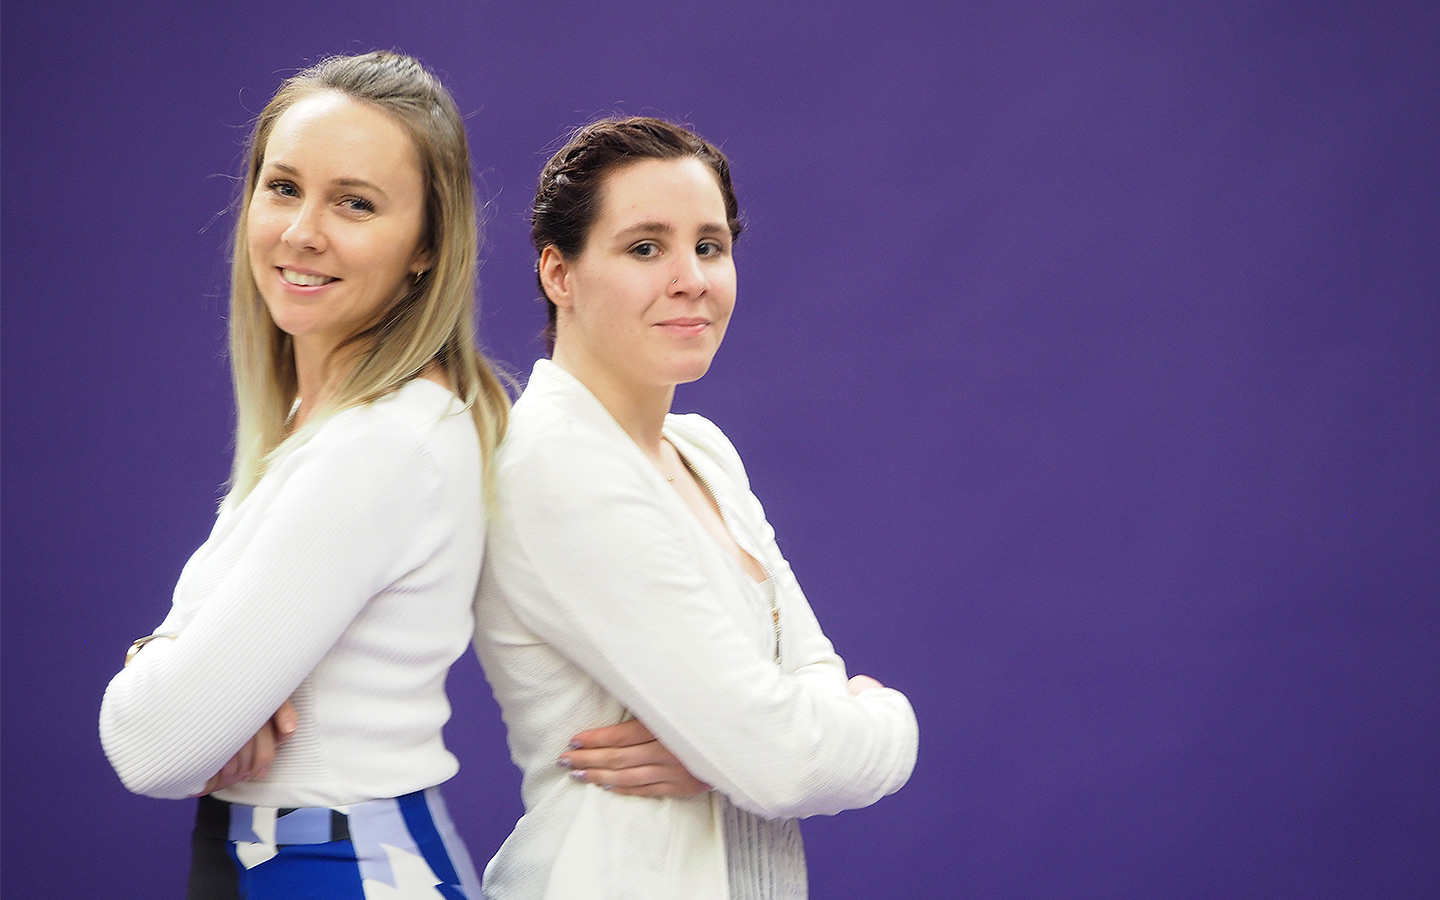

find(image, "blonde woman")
[475,117,919,899]
[99,51,506,898]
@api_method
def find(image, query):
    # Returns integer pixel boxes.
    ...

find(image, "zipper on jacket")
[685,460,781,664]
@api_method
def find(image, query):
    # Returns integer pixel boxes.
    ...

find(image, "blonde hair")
[226,50,508,500]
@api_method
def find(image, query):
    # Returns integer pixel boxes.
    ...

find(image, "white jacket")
[474,360,918,899]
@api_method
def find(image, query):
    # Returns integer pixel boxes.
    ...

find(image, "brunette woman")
[475,117,919,900]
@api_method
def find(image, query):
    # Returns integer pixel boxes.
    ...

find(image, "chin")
[266,315,315,339]
[668,360,716,386]
[261,302,310,336]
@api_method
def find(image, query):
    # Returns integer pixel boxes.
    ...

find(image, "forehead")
[262,91,421,181]
[593,157,728,228]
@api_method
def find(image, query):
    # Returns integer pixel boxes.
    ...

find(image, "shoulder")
[500,362,635,478]
[498,413,641,511]
[276,380,475,498]
[329,379,471,446]
[504,360,599,437]
[494,366,666,520]
[342,378,471,439]
[664,412,736,455]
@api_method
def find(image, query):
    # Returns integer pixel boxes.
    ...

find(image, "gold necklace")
[661,438,683,483]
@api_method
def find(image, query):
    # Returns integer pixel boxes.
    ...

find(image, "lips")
[655,318,710,338]
[656,317,708,330]
[280,267,338,287]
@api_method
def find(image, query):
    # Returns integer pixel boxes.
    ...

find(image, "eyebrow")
[262,162,390,200]
[613,220,729,240]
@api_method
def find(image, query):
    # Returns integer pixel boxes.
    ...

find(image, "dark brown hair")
[530,116,743,350]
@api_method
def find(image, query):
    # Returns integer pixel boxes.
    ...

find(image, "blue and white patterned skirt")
[188,788,481,899]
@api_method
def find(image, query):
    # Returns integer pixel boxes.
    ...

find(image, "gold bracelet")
[125,632,176,666]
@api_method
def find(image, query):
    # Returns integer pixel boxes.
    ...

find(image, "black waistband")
[194,795,351,844]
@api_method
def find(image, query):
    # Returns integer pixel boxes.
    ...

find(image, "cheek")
[245,206,279,255]
[244,211,288,290]
[374,223,423,273]
[715,273,738,316]
[379,243,419,289]
[572,273,626,321]
[245,233,270,281]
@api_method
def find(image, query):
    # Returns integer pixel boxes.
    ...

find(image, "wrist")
[124,632,176,666]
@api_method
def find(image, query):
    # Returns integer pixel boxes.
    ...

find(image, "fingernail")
[601,783,614,791]
[568,770,587,781]
[555,757,572,769]
[568,740,583,750]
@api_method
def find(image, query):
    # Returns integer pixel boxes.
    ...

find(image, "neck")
[551,346,674,460]
[292,337,355,429]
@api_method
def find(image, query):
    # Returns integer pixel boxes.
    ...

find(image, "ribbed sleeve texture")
[99,380,483,807]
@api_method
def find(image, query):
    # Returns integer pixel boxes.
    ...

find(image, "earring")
[415,269,426,283]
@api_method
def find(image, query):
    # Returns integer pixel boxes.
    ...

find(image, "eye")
[628,241,661,258]
[341,196,376,214]
[696,239,726,258]
[265,180,299,198]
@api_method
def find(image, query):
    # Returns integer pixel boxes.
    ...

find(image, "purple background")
[4,2,1437,897]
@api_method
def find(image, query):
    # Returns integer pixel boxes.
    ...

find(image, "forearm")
[97,568,345,798]
[100,421,440,797]
[497,531,917,820]
[613,650,918,819]
[494,411,918,819]
[100,636,291,798]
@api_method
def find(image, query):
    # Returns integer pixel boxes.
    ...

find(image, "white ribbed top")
[100,379,483,807]
[720,571,806,900]
[722,799,807,900]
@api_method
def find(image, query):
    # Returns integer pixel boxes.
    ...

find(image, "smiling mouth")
[281,268,338,287]
[655,320,712,341]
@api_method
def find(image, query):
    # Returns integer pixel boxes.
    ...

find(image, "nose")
[668,251,708,297]
[281,201,326,253]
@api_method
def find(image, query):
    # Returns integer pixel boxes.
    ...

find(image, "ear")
[410,245,436,276]
[538,245,575,310]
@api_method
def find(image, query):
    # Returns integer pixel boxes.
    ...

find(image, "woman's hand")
[558,718,711,798]
[847,674,885,695]
[198,700,297,796]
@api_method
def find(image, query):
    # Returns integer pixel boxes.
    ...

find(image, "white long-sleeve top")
[474,360,918,898]
[100,379,483,807]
